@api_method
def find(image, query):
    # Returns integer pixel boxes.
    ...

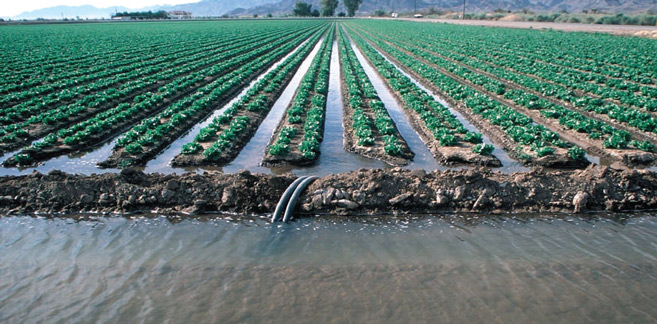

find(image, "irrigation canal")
[1,214,656,323]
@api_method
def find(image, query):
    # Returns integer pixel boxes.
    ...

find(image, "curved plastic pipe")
[271,176,308,222]
[282,176,317,223]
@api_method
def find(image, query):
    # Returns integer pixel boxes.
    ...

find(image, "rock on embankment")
[0,165,656,216]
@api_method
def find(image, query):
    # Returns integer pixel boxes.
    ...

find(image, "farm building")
[168,11,192,19]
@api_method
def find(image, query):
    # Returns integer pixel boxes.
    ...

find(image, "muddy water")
[0,140,121,176]
[2,214,657,323]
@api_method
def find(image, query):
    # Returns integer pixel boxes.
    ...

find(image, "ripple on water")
[1,214,657,323]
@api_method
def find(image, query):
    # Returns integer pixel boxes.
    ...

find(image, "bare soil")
[390,18,657,38]
[1,164,656,216]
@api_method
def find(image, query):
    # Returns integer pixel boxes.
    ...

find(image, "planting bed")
[336,27,413,166]
[347,20,657,167]
[171,27,327,167]
[261,26,336,166]
[351,25,657,165]
[0,26,317,155]
[347,28,501,167]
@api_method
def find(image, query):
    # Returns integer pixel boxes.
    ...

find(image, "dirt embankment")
[1,165,657,216]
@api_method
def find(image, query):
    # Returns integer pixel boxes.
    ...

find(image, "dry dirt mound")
[499,14,523,22]
[634,30,657,38]
[1,165,656,217]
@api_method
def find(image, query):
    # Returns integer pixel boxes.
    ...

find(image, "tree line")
[293,0,362,17]
[112,10,169,19]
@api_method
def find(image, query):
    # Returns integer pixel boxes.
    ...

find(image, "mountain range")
[233,0,657,16]
[10,5,149,19]
[8,0,657,19]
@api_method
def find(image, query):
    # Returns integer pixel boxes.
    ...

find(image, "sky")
[1,0,199,17]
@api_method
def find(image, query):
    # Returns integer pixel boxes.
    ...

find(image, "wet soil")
[3,64,266,168]
[338,46,414,166]
[172,36,321,168]
[354,32,587,169]
[261,40,329,167]
[1,164,656,216]
[101,64,278,168]
[348,30,501,167]
[358,27,657,167]
[0,37,279,156]
[394,36,657,150]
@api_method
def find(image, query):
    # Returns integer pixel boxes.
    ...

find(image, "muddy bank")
[1,165,656,216]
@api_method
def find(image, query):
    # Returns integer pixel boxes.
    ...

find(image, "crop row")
[395,30,657,110]
[354,25,654,155]
[337,27,412,164]
[171,27,328,167]
[347,28,502,166]
[0,25,318,154]
[5,25,324,167]
[0,34,217,100]
[102,26,328,167]
[369,27,657,140]
[349,25,588,164]
[0,28,290,110]
[262,25,336,165]
[0,32,269,122]
[0,21,318,92]
[429,22,657,85]
[425,30,657,106]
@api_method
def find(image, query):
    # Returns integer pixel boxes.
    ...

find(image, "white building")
[168,11,192,19]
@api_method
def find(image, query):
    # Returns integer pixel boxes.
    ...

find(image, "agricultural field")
[0,19,656,175]
[3,19,657,324]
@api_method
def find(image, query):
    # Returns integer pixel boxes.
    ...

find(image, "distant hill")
[228,0,344,16]
[10,0,657,20]
[9,0,279,20]
[11,5,138,19]
[163,0,282,16]
[229,0,657,16]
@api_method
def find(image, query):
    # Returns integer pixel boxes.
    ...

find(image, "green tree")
[311,9,320,17]
[321,0,339,16]
[343,0,362,16]
[293,1,313,16]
